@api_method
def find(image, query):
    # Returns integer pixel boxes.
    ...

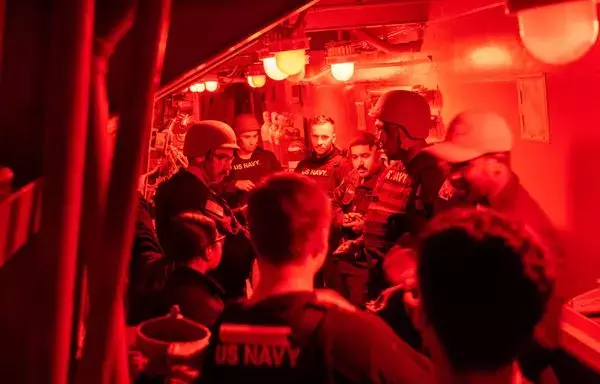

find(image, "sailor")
[154,120,254,300]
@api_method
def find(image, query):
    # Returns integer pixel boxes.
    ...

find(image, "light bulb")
[262,57,288,81]
[205,81,218,92]
[274,49,306,75]
[189,84,197,92]
[330,62,355,81]
[191,82,205,93]
[247,75,267,88]
[517,0,599,65]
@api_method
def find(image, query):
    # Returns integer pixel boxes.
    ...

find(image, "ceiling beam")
[306,0,430,32]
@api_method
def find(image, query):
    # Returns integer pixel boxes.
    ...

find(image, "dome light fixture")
[201,74,219,92]
[189,83,205,93]
[507,0,599,65]
[247,74,267,88]
[262,56,288,81]
[268,35,311,76]
[330,62,355,82]
[326,42,360,82]
[204,81,218,92]
[274,49,307,76]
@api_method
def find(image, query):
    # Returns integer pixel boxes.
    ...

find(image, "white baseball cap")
[424,110,514,163]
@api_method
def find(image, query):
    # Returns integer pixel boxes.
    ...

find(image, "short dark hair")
[349,132,378,151]
[416,207,554,373]
[247,173,331,266]
[310,115,335,127]
[167,212,221,264]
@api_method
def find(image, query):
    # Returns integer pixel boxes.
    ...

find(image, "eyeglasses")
[201,233,226,250]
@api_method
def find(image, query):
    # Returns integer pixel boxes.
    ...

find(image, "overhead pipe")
[36,0,95,382]
[302,56,432,84]
[351,29,423,54]
[302,66,331,82]
[312,0,429,12]
[291,9,309,31]
[156,0,319,99]
[74,0,171,383]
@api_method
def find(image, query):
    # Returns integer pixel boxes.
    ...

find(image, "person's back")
[412,208,554,384]
[199,173,434,384]
[202,292,434,384]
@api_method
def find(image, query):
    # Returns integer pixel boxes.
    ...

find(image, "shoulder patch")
[438,178,455,201]
[205,199,225,218]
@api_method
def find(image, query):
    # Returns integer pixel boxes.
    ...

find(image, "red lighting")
[205,81,219,92]
[510,0,599,65]
[247,75,267,88]
[189,83,205,93]
[274,49,307,76]
[330,62,355,82]
[469,46,513,68]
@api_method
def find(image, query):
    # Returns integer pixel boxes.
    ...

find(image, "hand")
[165,365,200,384]
[383,246,417,285]
[236,204,248,217]
[333,239,360,256]
[342,213,364,228]
[365,275,418,313]
[365,284,405,313]
[315,289,357,312]
[344,212,363,221]
[128,350,149,379]
[235,180,255,192]
[351,217,364,234]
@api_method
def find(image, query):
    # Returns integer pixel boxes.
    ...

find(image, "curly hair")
[416,207,554,373]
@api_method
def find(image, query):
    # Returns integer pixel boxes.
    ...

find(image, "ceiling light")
[262,57,288,81]
[274,49,307,76]
[330,62,355,82]
[204,81,218,92]
[507,0,599,65]
[247,74,267,88]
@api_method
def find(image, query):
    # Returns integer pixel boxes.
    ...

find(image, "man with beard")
[223,113,282,208]
[422,110,563,383]
[374,111,562,382]
[295,115,352,288]
[335,90,447,299]
[295,115,352,198]
[154,120,255,301]
[330,132,386,306]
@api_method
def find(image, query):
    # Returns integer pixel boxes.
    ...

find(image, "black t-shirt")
[230,148,282,183]
[224,148,282,207]
[295,148,353,198]
[199,292,434,384]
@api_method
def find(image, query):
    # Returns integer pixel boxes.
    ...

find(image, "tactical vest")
[201,302,334,384]
[363,161,422,255]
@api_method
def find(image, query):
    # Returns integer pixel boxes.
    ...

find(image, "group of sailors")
[126,89,563,383]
